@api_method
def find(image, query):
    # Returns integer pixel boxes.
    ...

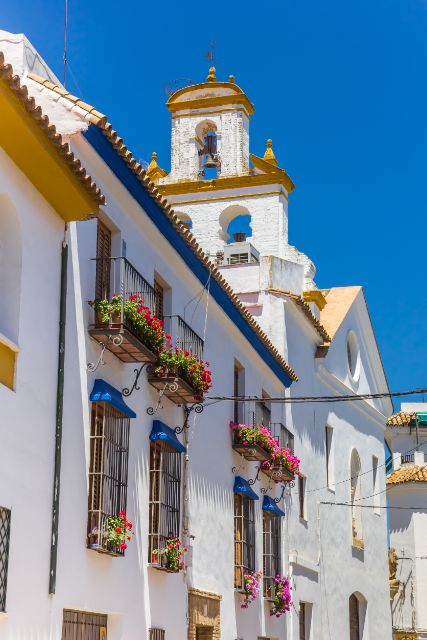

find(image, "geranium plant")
[241,570,263,608]
[269,575,292,618]
[89,294,165,353]
[104,511,134,551]
[230,422,301,476]
[154,346,212,398]
[152,537,188,572]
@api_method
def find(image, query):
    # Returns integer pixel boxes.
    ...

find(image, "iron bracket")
[123,363,148,397]
[175,403,204,434]
[87,334,123,372]
[248,465,262,486]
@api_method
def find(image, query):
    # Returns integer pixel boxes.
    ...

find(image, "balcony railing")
[164,315,204,359]
[89,257,159,363]
[401,453,415,464]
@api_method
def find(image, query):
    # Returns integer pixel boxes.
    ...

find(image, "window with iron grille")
[299,476,306,520]
[95,221,112,301]
[87,403,130,555]
[149,629,165,640]
[148,441,182,564]
[154,278,164,321]
[234,494,255,589]
[263,513,281,598]
[280,425,294,453]
[0,507,11,612]
[62,609,108,640]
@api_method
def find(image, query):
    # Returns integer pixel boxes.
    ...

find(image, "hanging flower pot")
[151,538,188,573]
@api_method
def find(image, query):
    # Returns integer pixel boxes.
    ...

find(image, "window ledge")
[0,612,8,620]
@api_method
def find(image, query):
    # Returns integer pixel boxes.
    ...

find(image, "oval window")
[347,331,360,382]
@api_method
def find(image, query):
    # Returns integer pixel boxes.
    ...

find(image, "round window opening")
[347,331,360,382]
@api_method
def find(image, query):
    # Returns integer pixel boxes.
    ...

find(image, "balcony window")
[263,512,281,598]
[87,383,135,556]
[148,423,185,569]
[234,476,258,590]
[0,507,11,612]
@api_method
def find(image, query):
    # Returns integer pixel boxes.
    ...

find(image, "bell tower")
[161,67,253,182]
[150,69,315,289]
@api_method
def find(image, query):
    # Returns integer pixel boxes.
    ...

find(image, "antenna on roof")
[205,39,216,62]
[63,0,68,88]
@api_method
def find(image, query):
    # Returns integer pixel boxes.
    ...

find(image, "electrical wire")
[206,386,427,404]
[320,502,427,510]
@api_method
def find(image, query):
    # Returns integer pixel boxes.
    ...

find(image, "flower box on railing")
[261,461,295,483]
[231,428,271,462]
[147,372,203,404]
[87,542,123,558]
[88,294,163,364]
[149,538,187,573]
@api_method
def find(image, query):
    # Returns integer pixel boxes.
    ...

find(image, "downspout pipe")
[49,229,68,594]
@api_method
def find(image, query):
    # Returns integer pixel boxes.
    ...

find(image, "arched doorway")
[349,593,359,640]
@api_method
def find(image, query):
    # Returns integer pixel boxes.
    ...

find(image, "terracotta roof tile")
[27,73,297,382]
[386,465,427,484]
[0,54,105,205]
[386,411,417,427]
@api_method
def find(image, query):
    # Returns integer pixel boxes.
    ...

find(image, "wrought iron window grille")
[263,513,281,598]
[149,629,165,640]
[62,609,107,639]
[0,507,11,612]
[234,494,255,590]
[87,402,130,556]
[148,441,182,567]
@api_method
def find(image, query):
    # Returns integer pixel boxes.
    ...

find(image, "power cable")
[206,387,427,404]
[320,502,427,511]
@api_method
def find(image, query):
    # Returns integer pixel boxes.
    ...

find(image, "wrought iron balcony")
[163,315,204,359]
[89,257,159,363]
[401,453,415,464]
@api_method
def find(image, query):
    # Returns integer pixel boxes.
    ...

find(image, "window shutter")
[95,222,111,300]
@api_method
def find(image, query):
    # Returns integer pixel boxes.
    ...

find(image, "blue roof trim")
[89,379,136,418]
[149,420,186,453]
[262,495,285,517]
[233,476,259,501]
[83,125,293,389]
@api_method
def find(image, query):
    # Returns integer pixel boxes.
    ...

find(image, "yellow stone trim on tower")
[159,171,294,197]
[146,151,168,183]
[172,105,252,120]
[207,66,216,82]
[303,289,327,311]
[263,139,278,166]
[170,190,288,206]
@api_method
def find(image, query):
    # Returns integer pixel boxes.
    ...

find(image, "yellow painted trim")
[167,94,254,116]
[0,79,100,221]
[159,172,294,197]
[303,290,327,311]
[0,341,16,390]
[172,106,251,120]
[170,190,288,206]
[250,153,295,192]
[167,80,255,115]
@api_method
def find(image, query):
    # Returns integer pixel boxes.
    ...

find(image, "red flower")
[118,511,126,517]
[119,542,127,550]
[115,527,122,533]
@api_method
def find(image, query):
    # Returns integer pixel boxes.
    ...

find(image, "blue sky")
[3,0,427,405]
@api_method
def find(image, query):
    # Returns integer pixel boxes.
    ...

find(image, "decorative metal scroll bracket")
[175,403,204,434]
[248,465,262,486]
[87,334,123,372]
[146,379,178,417]
[123,363,148,397]
[232,454,245,475]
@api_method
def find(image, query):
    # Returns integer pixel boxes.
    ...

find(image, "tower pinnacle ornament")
[263,139,278,166]
[207,66,216,82]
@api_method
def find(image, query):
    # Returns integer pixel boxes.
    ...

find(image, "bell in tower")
[199,131,219,169]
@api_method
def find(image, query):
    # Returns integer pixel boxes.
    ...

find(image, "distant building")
[386,404,427,640]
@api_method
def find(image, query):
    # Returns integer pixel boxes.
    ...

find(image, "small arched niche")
[0,194,22,344]
[219,205,252,244]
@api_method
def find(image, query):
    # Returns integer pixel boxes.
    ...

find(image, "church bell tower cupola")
[161,67,254,183]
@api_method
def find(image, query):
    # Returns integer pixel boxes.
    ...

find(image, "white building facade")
[0,32,393,640]
[386,404,427,640]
